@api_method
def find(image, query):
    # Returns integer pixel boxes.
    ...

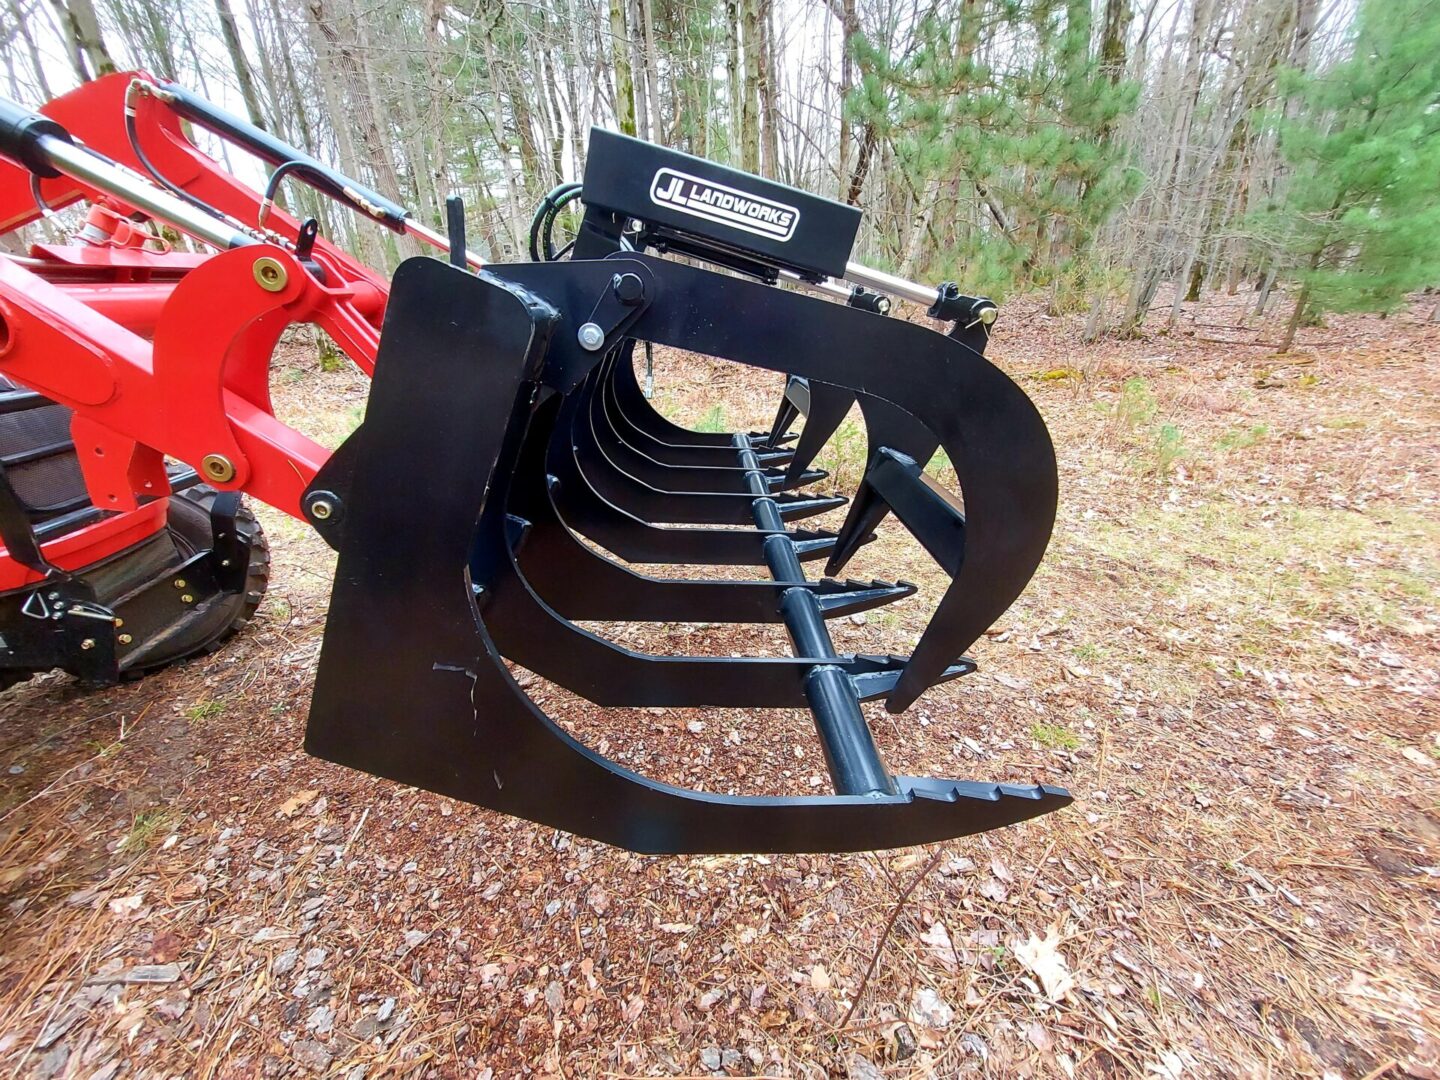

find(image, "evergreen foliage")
[1259,0,1440,344]
[848,0,1141,294]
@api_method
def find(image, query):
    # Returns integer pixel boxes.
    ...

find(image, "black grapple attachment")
[300,131,1069,854]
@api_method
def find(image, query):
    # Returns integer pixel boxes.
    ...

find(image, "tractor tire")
[118,484,271,677]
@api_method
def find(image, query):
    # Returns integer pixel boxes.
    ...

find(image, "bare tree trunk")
[1280,281,1309,352]
[845,123,875,204]
[836,0,855,193]
[638,0,661,142]
[70,0,115,77]
[215,0,269,128]
[1083,293,1107,341]
[899,177,941,278]
[1254,267,1276,316]
[266,0,316,149]
[7,0,53,98]
[608,0,637,135]
[725,0,740,163]
[48,0,114,80]
[626,0,649,138]
[759,0,781,178]
[740,0,761,173]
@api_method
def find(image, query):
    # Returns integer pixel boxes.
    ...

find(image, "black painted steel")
[598,353,796,469]
[581,127,862,279]
[507,397,915,623]
[737,435,897,797]
[603,256,1056,714]
[304,258,1070,853]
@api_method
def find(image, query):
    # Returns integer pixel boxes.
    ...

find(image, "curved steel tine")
[596,347,800,466]
[764,376,804,448]
[624,256,1056,712]
[588,361,822,493]
[607,339,748,446]
[825,394,943,576]
[474,433,934,708]
[509,395,915,622]
[546,395,853,565]
[566,376,846,525]
[782,380,857,487]
[596,353,754,466]
[599,354,809,477]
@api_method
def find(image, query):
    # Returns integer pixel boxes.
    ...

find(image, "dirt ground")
[1,285,1437,1079]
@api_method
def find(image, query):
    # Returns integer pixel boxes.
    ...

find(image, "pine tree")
[1262,0,1440,351]
[847,0,1140,295]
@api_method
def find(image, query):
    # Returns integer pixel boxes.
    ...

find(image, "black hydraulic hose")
[254,158,338,228]
[153,79,409,233]
[528,182,582,261]
[123,92,230,223]
[29,173,54,216]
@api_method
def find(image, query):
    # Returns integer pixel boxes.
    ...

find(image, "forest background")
[3,0,1438,349]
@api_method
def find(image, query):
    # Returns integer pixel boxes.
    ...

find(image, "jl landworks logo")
[650,168,799,242]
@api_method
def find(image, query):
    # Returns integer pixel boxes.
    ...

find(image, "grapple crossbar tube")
[305,257,1068,854]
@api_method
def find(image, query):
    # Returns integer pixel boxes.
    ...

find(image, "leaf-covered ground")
[1,287,1437,1079]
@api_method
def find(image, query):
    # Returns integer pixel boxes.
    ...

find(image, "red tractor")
[0,74,1068,853]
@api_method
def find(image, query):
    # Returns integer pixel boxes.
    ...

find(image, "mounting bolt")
[201,454,236,483]
[181,594,195,604]
[253,256,288,292]
[612,272,644,306]
[113,618,124,628]
[80,638,96,650]
[576,322,605,351]
[304,490,341,525]
[173,579,187,589]
[118,633,133,645]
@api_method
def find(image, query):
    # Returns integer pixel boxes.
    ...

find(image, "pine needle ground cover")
[1,286,1436,1078]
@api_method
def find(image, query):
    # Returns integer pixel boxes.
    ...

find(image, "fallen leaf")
[909,987,954,1029]
[1401,746,1434,769]
[108,893,144,918]
[148,931,183,963]
[1012,926,1075,1003]
[919,922,958,971]
[278,790,320,817]
[809,964,832,991]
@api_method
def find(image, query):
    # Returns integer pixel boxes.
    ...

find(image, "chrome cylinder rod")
[841,261,939,309]
[38,134,253,251]
[404,218,485,271]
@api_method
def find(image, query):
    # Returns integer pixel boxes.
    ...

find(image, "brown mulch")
[1,285,1437,1079]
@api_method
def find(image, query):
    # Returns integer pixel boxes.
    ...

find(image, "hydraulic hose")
[528,182,583,261]
[0,96,253,250]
